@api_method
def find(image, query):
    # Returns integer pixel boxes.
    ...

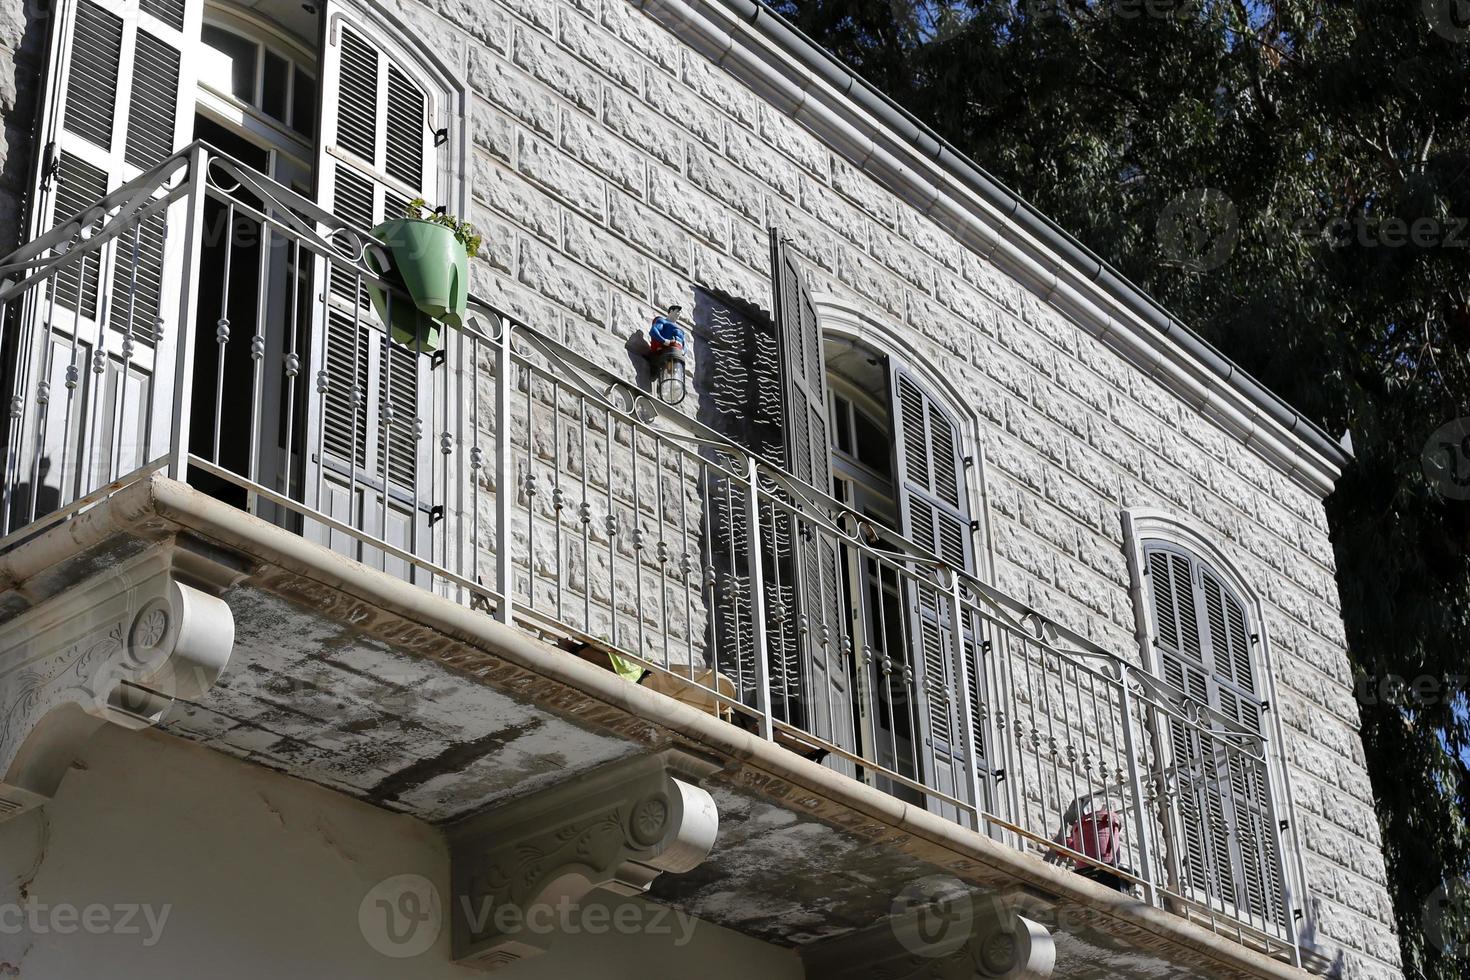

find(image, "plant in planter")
[367,198,481,352]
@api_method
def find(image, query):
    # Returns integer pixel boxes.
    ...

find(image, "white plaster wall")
[0,724,805,980]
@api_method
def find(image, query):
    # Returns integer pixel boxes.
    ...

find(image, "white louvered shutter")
[769,232,854,771]
[14,0,199,514]
[33,0,200,345]
[891,366,983,821]
[1145,544,1283,928]
[306,5,441,578]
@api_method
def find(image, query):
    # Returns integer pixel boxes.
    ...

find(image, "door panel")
[769,231,854,772]
[7,0,201,527]
[891,366,986,821]
[303,4,440,579]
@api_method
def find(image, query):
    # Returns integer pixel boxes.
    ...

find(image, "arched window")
[1125,513,1295,933]
[796,269,983,821]
[694,237,986,821]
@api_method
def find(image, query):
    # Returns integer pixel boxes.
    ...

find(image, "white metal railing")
[0,143,1304,962]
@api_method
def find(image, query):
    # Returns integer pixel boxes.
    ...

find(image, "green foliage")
[775,0,1470,972]
[404,196,482,258]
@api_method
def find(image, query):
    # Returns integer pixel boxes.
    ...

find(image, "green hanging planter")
[366,217,470,353]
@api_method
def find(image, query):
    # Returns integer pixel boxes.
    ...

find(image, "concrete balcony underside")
[0,475,1310,980]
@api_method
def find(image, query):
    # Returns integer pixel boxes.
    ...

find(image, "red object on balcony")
[1066,808,1122,867]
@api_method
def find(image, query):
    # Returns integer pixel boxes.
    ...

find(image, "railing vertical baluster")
[871,562,898,784]
[818,528,836,752]
[766,496,788,725]
[452,317,465,597]
[677,450,695,674]
[377,295,391,572]
[312,255,331,519]
[577,395,590,634]
[720,460,741,704]
[655,439,670,671]
[900,569,924,790]
[1117,665,1157,906]
[245,218,268,507]
[1086,671,1117,863]
[470,332,483,602]
[213,202,234,465]
[552,383,563,621]
[494,316,512,624]
[1055,656,1086,856]
[347,273,363,548]
[281,238,302,504]
[85,236,117,499]
[112,221,143,485]
[743,454,773,741]
[630,425,644,658]
[57,248,87,503]
[947,574,985,832]
[168,145,210,483]
[411,325,422,584]
[438,316,452,593]
[28,269,63,525]
[604,405,616,647]
[5,259,46,533]
[1,294,20,536]
[522,353,534,608]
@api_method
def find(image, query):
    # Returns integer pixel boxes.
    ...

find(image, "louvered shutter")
[306,5,439,577]
[32,0,200,345]
[9,0,199,520]
[891,365,983,819]
[1145,544,1283,928]
[769,231,854,769]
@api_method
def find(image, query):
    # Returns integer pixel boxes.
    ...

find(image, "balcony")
[0,144,1309,973]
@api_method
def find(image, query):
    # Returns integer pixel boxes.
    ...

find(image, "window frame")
[197,5,318,163]
[814,299,992,822]
[1121,508,1307,941]
[298,0,467,582]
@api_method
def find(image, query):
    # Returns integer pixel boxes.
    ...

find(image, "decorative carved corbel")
[0,550,236,818]
[448,749,720,969]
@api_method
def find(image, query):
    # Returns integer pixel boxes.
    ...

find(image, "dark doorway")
[186,116,270,508]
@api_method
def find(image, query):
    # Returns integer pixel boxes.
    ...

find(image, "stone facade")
[0,0,42,252]
[0,0,1400,975]
[387,0,1400,974]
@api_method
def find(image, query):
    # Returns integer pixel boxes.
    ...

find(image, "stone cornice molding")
[0,548,236,817]
[448,749,720,969]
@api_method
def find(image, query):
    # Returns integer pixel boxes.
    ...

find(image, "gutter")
[638,0,1352,491]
